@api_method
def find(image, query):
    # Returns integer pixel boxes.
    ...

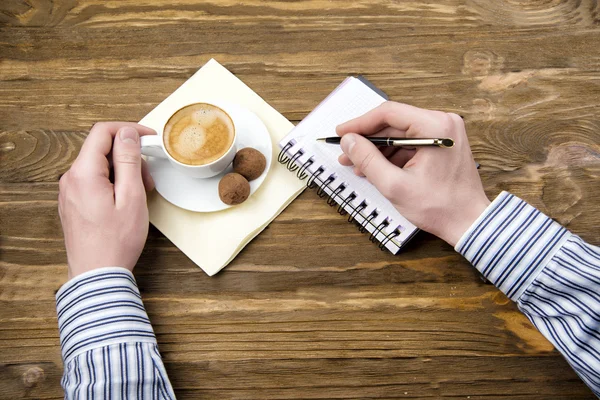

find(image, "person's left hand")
[58,122,157,279]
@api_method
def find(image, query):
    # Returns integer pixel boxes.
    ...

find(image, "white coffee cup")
[141,103,237,179]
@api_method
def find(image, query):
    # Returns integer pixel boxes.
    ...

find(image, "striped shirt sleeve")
[456,191,600,397]
[55,267,176,399]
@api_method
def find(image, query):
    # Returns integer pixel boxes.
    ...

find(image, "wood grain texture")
[1,0,599,399]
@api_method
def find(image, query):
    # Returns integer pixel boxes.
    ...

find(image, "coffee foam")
[163,104,234,166]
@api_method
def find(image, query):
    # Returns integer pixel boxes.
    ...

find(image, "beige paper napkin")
[139,59,305,276]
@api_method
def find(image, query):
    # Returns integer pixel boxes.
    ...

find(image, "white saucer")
[146,102,272,212]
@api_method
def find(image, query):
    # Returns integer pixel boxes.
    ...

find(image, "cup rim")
[162,102,236,168]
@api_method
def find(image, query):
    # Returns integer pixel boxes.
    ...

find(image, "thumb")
[340,133,406,196]
[112,126,144,207]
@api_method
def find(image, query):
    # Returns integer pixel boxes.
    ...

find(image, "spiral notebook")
[278,77,418,254]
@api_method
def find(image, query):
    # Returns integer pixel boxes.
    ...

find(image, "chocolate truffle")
[233,147,266,181]
[219,173,250,205]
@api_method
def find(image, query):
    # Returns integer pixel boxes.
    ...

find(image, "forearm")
[56,267,175,399]
[457,191,600,397]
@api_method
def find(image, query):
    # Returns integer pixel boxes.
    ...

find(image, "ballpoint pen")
[316,136,480,168]
[316,137,454,148]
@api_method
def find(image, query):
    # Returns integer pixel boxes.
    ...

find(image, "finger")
[338,153,353,166]
[112,126,145,207]
[381,146,399,159]
[338,152,402,167]
[338,126,406,166]
[339,129,413,167]
[365,126,408,139]
[353,166,365,177]
[75,122,157,177]
[141,159,155,192]
[336,101,435,136]
[388,148,417,168]
[340,133,406,192]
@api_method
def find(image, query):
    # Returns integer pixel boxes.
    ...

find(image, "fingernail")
[340,134,356,155]
[119,127,139,144]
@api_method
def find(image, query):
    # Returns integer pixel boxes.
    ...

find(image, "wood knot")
[546,143,600,167]
[0,141,16,153]
[467,0,589,28]
[493,291,511,306]
[471,98,496,120]
[22,367,45,388]
[462,50,504,77]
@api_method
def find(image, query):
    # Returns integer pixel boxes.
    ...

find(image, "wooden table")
[1,1,599,399]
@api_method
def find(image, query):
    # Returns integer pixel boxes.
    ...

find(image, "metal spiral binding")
[297,158,314,180]
[307,167,324,189]
[278,142,399,251]
[359,211,378,233]
[370,220,390,243]
[286,150,303,172]
[348,201,367,223]
[278,142,293,164]
[327,184,346,206]
[337,192,357,216]
[379,229,400,251]
[317,175,335,198]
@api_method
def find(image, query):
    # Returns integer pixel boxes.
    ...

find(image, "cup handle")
[140,135,168,159]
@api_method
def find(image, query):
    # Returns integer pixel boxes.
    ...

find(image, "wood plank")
[0,362,62,400]
[0,356,592,399]
[1,0,599,398]
[0,27,599,130]
[1,0,598,28]
[0,130,85,182]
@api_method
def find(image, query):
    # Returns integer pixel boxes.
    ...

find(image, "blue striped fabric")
[457,191,600,397]
[56,267,175,399]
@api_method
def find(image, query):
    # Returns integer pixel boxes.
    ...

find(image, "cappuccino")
[163,103,235,166]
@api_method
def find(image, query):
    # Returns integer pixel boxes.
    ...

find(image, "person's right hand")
[336,102,490,247]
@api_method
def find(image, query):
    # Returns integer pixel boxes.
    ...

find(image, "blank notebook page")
[279,77,418,254]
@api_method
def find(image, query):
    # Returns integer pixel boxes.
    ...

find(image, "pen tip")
[316,138,326,142]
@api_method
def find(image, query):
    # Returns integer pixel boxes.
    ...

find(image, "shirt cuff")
[55,267,156,363]
[455,191,571,301]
